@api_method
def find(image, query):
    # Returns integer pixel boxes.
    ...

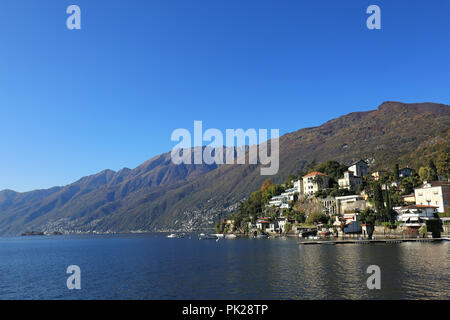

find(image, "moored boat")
[199,234,218,240]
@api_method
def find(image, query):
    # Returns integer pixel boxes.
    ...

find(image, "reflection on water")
[0,234,448,299]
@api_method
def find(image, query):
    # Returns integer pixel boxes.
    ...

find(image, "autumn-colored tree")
[261,179,273,192]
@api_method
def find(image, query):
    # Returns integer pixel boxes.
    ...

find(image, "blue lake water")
[0,234,448,299]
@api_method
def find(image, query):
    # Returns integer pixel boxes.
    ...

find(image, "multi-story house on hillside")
[337,160,367,192]
[267,184,298,209]
[414,181,450,213]
[338,171,362,192]
[293,179,303,194]
[395,205,439,227]
[302,172,330,196]
[399,167,414,178]
[348,160,368,178]
[335,194,368,214]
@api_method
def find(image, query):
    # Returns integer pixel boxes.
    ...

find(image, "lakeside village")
[215,154,450,240]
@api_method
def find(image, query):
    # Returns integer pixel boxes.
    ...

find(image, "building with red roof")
[302,172,330,196]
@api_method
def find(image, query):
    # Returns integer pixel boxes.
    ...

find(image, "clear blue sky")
[1,0,449,192]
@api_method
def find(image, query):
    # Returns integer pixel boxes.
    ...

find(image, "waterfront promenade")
[298,238,450,245]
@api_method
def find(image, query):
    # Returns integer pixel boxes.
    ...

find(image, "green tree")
[372,183,384,215]
[305,160,317,173]
[312,175,328,189]
[419,166,433,182]
[428,159,438,180]
[284,222,292,234]
[439,208,450,218]
[419,224,427,237]
[360,208,377,239]
[261,184,284,203]
[401,175,421,195]
[393,163,399,181]
[294,212,306,223]
[436,151,450,179]
[312,160,348,181]
[214,222,224,234]
[242,217,250,234]
[306,212,329,225]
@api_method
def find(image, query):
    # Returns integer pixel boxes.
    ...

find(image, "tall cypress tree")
[373,183,384,218]
[393,164,399,180]
[428,159,438,181]
[384,187,395,223]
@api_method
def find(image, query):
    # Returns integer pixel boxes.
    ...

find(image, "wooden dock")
[298,238,449,245]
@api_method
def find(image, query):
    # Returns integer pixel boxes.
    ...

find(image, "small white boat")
[225,234,237,239]
[213,234,225,238]
[167,233,177,238]
[199,233,206,237]
[199,234,218,240]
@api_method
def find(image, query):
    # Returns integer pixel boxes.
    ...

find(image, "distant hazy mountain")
[0,101,449,235]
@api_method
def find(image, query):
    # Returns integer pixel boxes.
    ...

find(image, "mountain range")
[0,101,449,236]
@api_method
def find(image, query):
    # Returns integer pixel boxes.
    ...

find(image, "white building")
[277,218,295,233]
[282,187,297,200]
[334,212,362,233]
[338,171,362,192]
[414,181,450,213]
[348,160,368,178]
[266,221,278,233]
[335,195,368,214]
[396,205,439,227]
[267,186,297,209]
[293,179,303,194]
[302,172,330,196]
[256,218,270,230]
[267,195,288,207]
[320,197,336,215]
